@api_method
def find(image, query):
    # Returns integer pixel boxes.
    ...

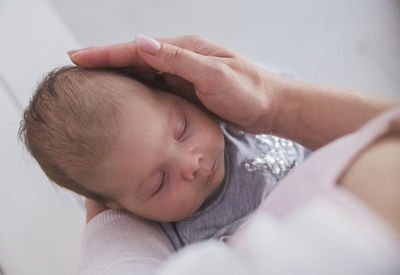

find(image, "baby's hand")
[85,198,109,224]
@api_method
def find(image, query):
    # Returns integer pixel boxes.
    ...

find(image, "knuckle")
[163,46,186,75]
[212,61,228,79]
[172,47,185,59]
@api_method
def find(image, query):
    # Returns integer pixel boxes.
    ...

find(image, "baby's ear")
[105,201,122,209]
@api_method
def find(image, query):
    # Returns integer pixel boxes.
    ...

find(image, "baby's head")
[20,66,225,222]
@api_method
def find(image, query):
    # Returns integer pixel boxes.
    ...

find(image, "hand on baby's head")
[20,66,226,222]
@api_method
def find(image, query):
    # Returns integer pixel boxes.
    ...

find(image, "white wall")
[51,0,400,97]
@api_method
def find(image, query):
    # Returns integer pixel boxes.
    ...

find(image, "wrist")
[265,74,399,150]
[262,70,304,139]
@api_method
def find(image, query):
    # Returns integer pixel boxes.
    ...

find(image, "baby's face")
[93,79,225,222]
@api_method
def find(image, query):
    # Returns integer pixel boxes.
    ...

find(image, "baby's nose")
[181,150,202,181]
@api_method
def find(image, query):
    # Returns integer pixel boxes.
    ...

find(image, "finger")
[129,71,198,104]
[121,65,155,73]
[66,39,186,68]
[157,35,235,57]
[136,37,215,88]
[68,35,235,69]
[163,74,195,99]
[69,42,149,68]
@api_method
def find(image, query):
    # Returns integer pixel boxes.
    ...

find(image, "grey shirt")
[159,123,307,250]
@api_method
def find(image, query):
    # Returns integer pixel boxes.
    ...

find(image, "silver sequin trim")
[243,135,299,180]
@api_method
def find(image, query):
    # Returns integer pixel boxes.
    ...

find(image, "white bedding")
[0,0,85,274]
[156,198,400,275]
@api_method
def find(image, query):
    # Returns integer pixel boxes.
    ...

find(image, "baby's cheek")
[162,191,204,221]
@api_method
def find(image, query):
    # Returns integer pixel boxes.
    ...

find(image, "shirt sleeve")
[78,209,174,275]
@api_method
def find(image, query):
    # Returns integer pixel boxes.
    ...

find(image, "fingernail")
[67,47,87,56]
[135,34,160,56]
[70,50,89,62]
[67,49,78,56]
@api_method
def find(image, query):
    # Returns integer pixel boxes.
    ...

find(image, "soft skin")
[91,78,225,222]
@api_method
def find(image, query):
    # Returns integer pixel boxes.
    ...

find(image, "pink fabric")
[259,106,400,252]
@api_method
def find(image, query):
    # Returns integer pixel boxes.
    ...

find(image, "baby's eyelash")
[153,171,166,196]
[178,112,188,142]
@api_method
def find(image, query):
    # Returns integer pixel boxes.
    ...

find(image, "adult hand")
[68,35,278,134]
[85,198,109,224]
[69,35,398,149]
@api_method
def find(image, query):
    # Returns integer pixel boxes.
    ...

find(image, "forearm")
[269,74,400,150]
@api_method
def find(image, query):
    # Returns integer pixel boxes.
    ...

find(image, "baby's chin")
[145,196,206,222]
[153,207,201,223]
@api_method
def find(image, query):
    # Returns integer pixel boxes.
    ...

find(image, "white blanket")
[156,198,400,275]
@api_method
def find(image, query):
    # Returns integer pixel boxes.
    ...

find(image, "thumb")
[135,34,212,86]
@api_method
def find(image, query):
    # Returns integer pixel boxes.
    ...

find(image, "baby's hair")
[19,66,132,201]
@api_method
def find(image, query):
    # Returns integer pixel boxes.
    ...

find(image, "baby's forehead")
[87,71,157,98]
[77,70,194,113]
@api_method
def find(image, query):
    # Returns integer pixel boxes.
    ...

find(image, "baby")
[20,66,306,249]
